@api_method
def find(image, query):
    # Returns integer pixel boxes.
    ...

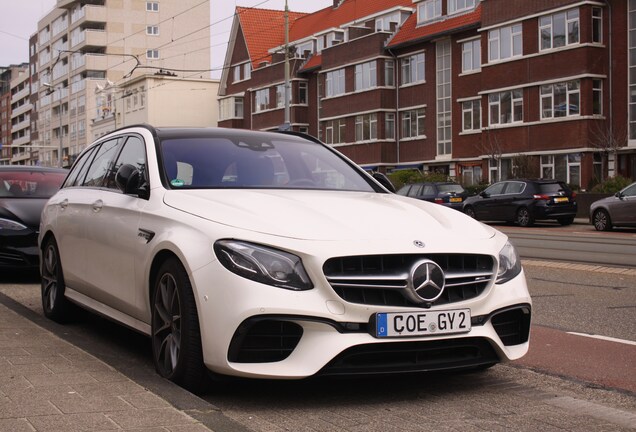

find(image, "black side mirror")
[615,191,624,199]
[116,164,148,198]
[480,191,489,198]
[372,172,396,193]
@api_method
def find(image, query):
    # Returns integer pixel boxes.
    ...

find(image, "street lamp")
[42,82,63,168]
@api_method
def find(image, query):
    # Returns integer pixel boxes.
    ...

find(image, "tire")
[151,258,207,394]
[41,237,74,323]
[464,206,476,219]
[516,207,534,227]
[592,209,612,231]
[557,216,575,226]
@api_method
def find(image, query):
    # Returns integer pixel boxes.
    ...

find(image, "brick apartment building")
[218,0,636,189]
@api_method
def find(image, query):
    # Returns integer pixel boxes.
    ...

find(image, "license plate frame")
[553,197,569,203]
[374,309,471,338]
[449,197,463,203]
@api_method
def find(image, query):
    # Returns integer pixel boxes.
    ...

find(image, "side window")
[409,185,422,197]
[485,182,505,195]
[82,138,122,187]
[623,184,636,197]
[104,136,147,190]
[422,185,436,195]
[63,146,97,187]
[505,182,524,194]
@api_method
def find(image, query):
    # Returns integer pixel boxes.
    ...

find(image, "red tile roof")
[236,7,308,69]
[289,0,413,42]
[299,53,322,73]
[387,4,481,48]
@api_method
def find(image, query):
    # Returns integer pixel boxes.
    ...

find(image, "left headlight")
[0,218,28,231]
[214,240,313,291]
[496,241,522,284]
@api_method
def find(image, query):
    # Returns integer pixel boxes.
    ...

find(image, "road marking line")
[566,331,636,346]
[548,396,636,429]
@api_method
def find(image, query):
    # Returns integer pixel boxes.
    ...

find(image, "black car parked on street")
[396,181,468,211]
[462,179,577,227]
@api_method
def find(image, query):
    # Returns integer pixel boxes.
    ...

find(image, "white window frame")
[540,80,580,120]
[146,1,159,12]
[385,113,395,140]
[355,61,377,91]
[385,60,395,86]
[592,7,603,44]
[401,108,426,138]
[244,63,251,80]
[325,68,345,97]
[254,88,269,113]
[401,52,425,85]
[488,24,522,62]
[146,49,159,59]
[355,114,378,142]
[539,9,580,51]
[541,155,555,179]
[488,90,523,125]
[593,79,602,115]
[462,99,481,132]
[298,81,308,105]
[146,25,159,35]
[376,12,400,32]
[448,0,475,15]
[461,39,481,73]
[417,0,441,24]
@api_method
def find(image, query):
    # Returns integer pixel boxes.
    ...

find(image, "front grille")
[491,307,531,346]
[320,338,499,376]
[228,318,303,363]
[323,254,495,307]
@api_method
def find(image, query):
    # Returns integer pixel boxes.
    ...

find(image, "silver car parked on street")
[590,181,636,231]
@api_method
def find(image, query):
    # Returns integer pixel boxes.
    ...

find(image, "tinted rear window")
[438,184,465,193]
[538,182,569,194]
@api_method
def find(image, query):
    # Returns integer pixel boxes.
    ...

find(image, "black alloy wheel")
[151,258,207,393]
[41,237,73,323]
[592,209,612,231]
[516,207,534,227]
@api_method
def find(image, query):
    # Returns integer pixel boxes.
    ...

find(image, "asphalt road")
[1,253,635,431]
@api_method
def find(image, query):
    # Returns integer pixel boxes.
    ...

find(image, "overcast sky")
[0,0,333,78]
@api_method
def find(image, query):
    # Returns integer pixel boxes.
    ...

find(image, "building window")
[146,49,159,59]
[539,9,579,51]
[386,113,395,140]
[540,80,580,119]
[401,108,425,138]
[385,60,394,86]
[244,63,251,80]
[448,0,475,15]
[298,81,308,104]
[417,0,441,24]
[355,114,377,141]
[489,90,523,125]
[488,24,522,62]
[592,7,602,43]
[593,79,602,115]
[254,88,269,112]
[233,65,240,82]
[276,84,290,108]
[325,68,345,97]
[436,40,452,155]
[401,52,425,85]
[541,155,554,178]
[146,1,159,12]
[376,12,400,32]
[355,61,377,91]
[146,25,159,35]
[462,100,481,132]
[325,119,346,144]
[461,39,481,73]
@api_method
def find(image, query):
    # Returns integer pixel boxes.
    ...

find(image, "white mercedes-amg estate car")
[39,126,531,393]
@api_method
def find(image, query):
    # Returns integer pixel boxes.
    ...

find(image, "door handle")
[92,200,103,212]
[59,199,68,210]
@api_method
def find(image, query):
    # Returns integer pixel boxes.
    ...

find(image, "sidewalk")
[0,300,213,432]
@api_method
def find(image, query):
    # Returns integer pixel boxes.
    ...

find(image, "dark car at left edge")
[0,166,67,271]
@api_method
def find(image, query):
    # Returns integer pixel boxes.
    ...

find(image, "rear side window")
[63,146,97,188]
[103,136,147,190]
[538,182,569,194]
[82,138,122,187]
[505,182,525,194]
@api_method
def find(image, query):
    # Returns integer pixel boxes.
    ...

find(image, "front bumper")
[192,258,532,379]
[0,229,40,270]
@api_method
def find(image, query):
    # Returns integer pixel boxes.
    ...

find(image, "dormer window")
[326,31,344,47]
[417,0,441,24]
[376,12,400,32]
[297,41,314,58]
[448,0,476,15]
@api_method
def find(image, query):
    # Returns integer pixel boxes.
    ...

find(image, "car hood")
[163,189,496,242]
[0,198,48,229]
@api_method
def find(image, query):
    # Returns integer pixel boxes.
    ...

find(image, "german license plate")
[375,309,471,338]
[449,197,462,203]
[554,197,569,203]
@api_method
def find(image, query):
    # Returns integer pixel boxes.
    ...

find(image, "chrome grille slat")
[323,254,495,307]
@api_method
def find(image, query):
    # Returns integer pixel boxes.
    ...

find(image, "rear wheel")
[557,216,575,226]
[592,209,612,231]
[151,258,207,394]
[464,206,476,219]
[516,207,534,227]
[41,237,74,323]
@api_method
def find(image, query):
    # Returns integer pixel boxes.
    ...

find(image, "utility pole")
[281,0,291,131]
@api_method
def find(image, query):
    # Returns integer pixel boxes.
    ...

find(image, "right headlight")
[0,218,28,231]
[496,241,522,284]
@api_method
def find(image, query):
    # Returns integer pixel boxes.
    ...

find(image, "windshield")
[160,135,376,192]
[0,169,67,198]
